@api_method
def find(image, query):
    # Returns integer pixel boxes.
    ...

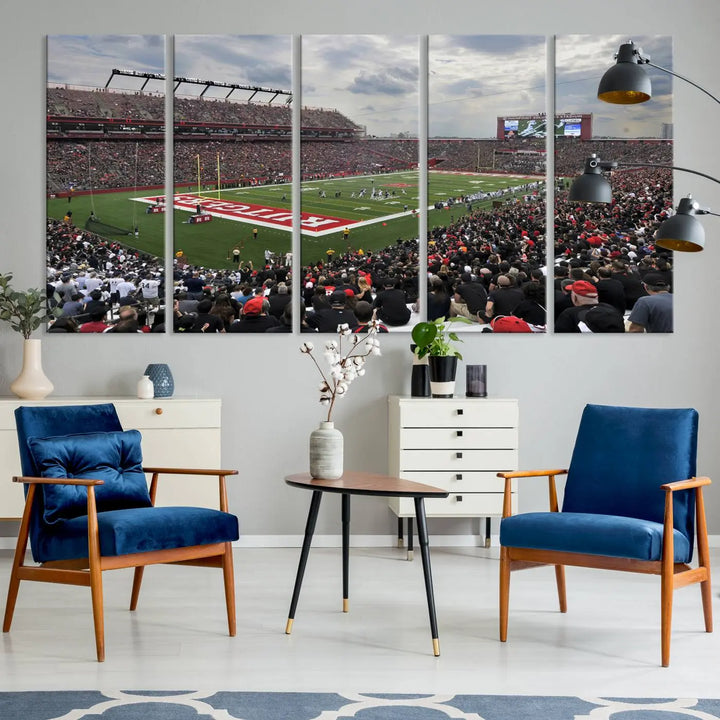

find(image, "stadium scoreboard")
[496,113,592,141]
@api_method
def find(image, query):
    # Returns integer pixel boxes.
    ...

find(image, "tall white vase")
[309,421,344,479]
[10,339,54,400]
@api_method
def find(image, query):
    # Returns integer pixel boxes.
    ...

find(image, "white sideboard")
[0,397,222,519]
[388,396,519,543]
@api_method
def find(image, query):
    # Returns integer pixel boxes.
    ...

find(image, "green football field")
[47,170,541,270]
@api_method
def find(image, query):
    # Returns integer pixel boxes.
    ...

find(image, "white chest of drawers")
[0,397,222,519]
[387,395,519,530]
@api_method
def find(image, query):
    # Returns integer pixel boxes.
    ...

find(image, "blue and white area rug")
[2,691,720,720]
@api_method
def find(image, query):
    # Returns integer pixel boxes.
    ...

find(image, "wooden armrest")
[661,476,711,492]
[143,467,238,477]
[13,475,104,486]
[497,469,568,479]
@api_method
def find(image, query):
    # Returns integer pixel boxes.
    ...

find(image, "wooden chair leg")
[87,490,105,662]
[222,542,236,637]
[89,565,105,662]
[3,485,34,633]
[2,572,20,634]
[499,546,510,642]
[555,565,567,613]
[696,487,713,633]
[130,567,144,611]
[660,568,673,667]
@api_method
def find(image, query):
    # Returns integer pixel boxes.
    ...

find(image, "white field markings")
[135,171,525,236]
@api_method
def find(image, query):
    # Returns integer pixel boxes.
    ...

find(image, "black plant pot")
[428,355,458,398]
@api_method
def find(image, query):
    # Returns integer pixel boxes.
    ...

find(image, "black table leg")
[286,490,323,634]
[414,496,440,656]
[407,516,414,561]
[342,493,350,612]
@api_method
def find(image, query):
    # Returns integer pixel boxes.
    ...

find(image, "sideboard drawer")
[400,448,517,472]
[399,470,511,494]
[114,399,220,430]
[390,492,516,518]
[396,399,518,429]
[400,427,517,449]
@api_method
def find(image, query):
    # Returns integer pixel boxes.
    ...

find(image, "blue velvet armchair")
[3,403,239,661]
[498,404,712,666]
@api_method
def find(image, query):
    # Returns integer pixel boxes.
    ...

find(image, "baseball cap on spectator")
[491,316,533,333]
[330,290,347,306]
[642,273,668,290]
[567,280,598,298]
[243,296,264,315]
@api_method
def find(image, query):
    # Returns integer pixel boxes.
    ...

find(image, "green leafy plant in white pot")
[0,272,58,399]
[411,316,472,397]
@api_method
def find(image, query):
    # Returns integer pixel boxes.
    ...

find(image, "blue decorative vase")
[144,363,174,398]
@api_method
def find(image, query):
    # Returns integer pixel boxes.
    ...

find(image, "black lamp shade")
[655,215,706,252]
[655,196,706,252]
[568,173,612,203]
[597,42,652,104]
[568,157,612,203]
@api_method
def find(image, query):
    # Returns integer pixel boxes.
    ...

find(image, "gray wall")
[2,0,719,539]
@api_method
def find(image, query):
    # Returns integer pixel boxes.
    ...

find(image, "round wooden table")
[284,471,449,656]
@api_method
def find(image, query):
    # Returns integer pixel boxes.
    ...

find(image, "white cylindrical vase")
[10,339,54,400]
[309,421,344,479]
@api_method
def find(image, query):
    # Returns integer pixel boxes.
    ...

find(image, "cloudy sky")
[302,35,419,137]
[556,34,673,138]
[47,34,672,139]
[429,35,545,138]
[47,35,165,91]
[174,35,291,100]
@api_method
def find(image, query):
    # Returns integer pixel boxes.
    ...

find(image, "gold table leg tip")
[285,618,294,634]
[343,598,349,613]
[407,550,414,561]
[432,638,440,656]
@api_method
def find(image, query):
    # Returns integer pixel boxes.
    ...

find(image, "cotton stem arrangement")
[300,323,381,422]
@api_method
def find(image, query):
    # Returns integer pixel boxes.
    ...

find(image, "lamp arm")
[645,61,720,106]
[614,161,720,187]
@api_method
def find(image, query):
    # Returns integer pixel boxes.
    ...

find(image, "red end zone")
[137,194,356,234]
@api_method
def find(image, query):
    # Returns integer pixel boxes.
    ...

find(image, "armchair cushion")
[34,506,240,562]
[28,430,152,525]
[500,511,692,563]
[562,405,697,546]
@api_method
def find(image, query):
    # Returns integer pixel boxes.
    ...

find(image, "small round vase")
[144,363,174,398]
[309,421,343,479]
[10,339,54,400]
[136,374,155,399]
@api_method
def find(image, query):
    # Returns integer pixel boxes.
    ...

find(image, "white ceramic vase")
[137,375,155,399]
[10,338,54,400]
[309,420,344,479]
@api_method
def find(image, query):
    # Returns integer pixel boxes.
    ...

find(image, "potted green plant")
[0,272,58,399]
[411,316,473,397]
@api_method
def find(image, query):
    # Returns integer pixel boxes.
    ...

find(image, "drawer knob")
[154,407,163,415]
[456,473,463,481]
[456,452,463,459]
[456,430,463,437]
[457,408,464,416]
[456,495,463,502]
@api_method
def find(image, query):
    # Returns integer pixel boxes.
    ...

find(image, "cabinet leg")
[397,517,404,548]
[407,517,414,561]
[485,517,492,548]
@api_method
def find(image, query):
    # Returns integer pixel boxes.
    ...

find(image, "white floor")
[0,545,718,698]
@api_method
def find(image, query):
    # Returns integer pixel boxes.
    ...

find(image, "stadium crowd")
[45,87,674,334]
